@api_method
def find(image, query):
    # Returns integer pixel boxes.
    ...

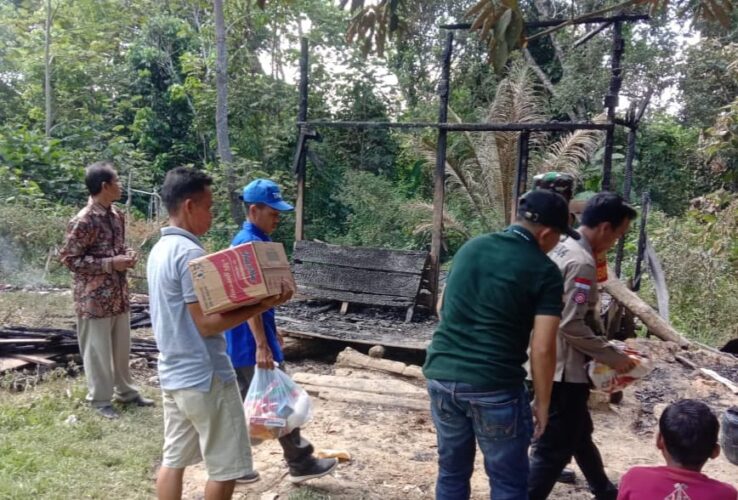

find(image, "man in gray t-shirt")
[147,167,292,500]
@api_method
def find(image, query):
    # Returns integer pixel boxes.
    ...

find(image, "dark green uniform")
[423,225,564,389]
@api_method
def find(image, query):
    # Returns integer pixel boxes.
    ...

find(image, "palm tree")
[415,59,604,232]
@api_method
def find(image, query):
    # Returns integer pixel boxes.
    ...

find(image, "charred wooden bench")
[292,241,430,322]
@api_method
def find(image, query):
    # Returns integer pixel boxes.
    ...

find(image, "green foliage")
[641,202,738,346]
[681,39,738,128]
[332,80,399,175]
[0,201,75,287]
[0,126,86,204]
[634,116,706,214]
[333,170,425,249]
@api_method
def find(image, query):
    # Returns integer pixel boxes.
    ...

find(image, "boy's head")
[657,399,721,470]
[161,167,213,236]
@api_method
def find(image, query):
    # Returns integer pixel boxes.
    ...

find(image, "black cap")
[518,190,580,240]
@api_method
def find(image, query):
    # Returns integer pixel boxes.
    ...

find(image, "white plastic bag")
[243,367,313,444]
[587,340,654,394]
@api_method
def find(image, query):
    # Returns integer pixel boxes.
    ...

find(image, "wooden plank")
[295,285,414,307]
[7,353,58,366]
[0,357,32,373]
[294,262,422,298]
[293,241,428,274]
[0,338,50,345]
[405,306,415,323]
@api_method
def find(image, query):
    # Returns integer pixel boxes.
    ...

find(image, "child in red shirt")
[618,399,737,500]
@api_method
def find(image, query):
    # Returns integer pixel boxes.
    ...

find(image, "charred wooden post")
[632,191,650,291]
[602,21,624,191]
[615,124,637,278]
[512,130,531,222]
[615,91,652,277]
[430,32,454,309]
[439,13,649,30]
[294,37,309,241]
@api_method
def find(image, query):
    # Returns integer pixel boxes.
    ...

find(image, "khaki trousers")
[77,312,139,407]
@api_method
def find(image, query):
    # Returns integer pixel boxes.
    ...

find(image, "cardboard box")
[188,241,294,314]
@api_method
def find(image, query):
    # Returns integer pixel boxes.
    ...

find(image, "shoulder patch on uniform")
[574,277,592,287]
[572,277,591,304]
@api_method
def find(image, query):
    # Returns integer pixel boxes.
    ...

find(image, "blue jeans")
[427,379,533,500]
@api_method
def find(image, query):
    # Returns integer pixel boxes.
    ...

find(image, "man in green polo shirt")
[423,190,578,500]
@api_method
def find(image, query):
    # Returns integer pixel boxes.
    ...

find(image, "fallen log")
[307,386,429,411]
[336,347,424,379]
[292,372,427,399]
[603,271,690,348]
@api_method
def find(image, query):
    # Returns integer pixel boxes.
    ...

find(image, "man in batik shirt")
[60,161,153,419]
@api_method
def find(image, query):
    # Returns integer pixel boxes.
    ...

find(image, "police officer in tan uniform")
[528,192,638,500]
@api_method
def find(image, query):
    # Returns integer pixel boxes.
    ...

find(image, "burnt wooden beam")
[439,14,649,30]
[297,120,612,132]
[512,130,531,221]
[573,21,613,48]
[431,32,454,311]
[293,287,415,308]
[632,191,650,292]
[602,21,624,191]
[294,37,309,242]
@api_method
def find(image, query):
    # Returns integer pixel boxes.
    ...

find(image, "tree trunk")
[214,0,244,226]
[44,0,52,137]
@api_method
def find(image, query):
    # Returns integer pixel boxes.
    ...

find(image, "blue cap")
[240,179,294,211]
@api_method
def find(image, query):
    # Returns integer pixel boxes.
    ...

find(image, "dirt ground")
[2,290,738,499]
[175,338,738,500]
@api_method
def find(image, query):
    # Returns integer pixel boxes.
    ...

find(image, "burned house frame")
[291,13,651,307]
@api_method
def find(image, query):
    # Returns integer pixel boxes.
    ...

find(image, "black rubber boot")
[279,428,338,483]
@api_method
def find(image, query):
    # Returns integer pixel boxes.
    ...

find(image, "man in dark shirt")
[423,190,577,499]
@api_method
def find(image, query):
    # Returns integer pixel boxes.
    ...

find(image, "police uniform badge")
[573,277,591,304]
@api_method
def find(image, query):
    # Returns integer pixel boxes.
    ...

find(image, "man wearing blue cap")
[226,179,337,484]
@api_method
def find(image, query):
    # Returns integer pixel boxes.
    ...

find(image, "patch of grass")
[0,377,162,499]
[0,291,75,327]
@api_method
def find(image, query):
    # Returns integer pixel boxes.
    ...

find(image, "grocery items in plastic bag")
[243,367,313,444]
[587,341,654,394]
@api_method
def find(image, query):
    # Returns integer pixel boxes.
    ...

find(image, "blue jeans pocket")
[428,381,456,423]
[470,395,519,441]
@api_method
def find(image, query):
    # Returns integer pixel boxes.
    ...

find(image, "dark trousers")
[235,365,314,469]
[528,382,617,500]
